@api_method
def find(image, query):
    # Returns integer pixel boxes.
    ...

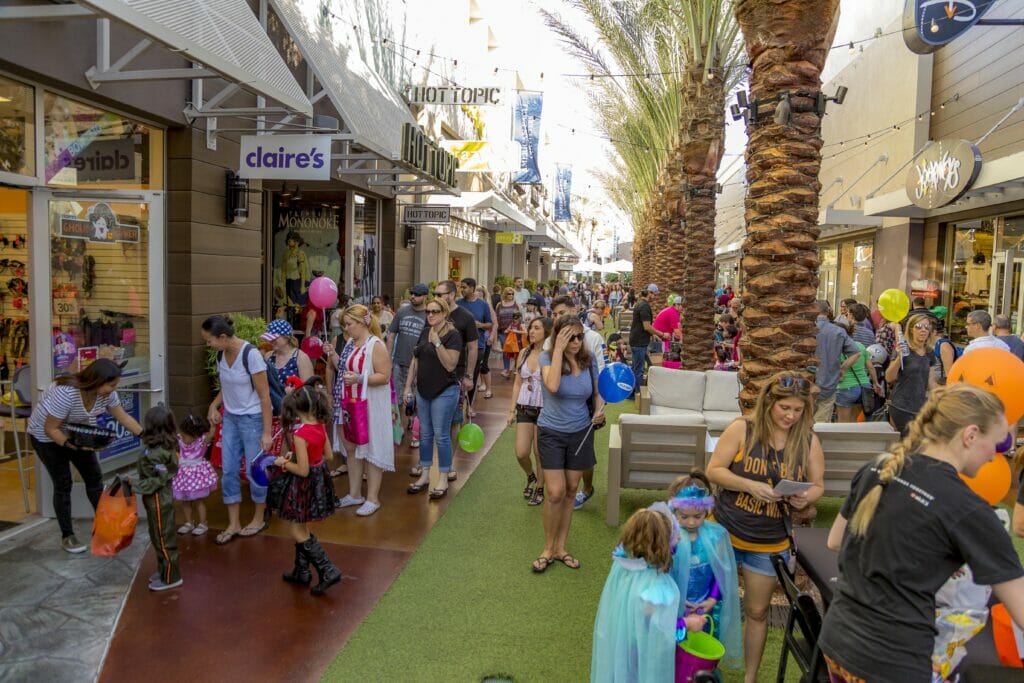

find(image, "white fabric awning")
[426,191,535,232]
[76,0,312,115]
[270,0,415,160]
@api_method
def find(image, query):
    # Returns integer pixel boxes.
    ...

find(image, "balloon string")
[572,424,595,459]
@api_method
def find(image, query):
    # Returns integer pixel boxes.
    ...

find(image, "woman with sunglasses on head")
[531,315,606,573]
[885,313,937,436]
[404,297,463,500]
[819,385,1023,682]
[706,371,825,683]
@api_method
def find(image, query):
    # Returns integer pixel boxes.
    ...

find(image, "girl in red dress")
[270,382,341,595]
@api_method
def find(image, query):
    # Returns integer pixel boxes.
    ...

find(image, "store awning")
[72,0,312,116]
[270,0,414,161]
[426,191,535,232]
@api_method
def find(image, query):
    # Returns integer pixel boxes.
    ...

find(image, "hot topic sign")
[238,134,332,180]
[905,138,982,210]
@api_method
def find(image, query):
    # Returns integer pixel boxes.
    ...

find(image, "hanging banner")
[439,140,520,172]
[902,0,996,54]
[512,92,543,184]
[554,164,572,221]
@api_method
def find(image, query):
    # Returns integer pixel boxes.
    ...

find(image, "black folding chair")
[771,553,828,683]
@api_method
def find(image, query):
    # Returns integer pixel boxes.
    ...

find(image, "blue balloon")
[598,362,636,403]
[249,452,276,487]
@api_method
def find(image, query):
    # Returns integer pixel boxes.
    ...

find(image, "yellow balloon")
[878,289,910,322]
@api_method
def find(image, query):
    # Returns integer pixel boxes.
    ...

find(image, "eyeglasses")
[568,333,584,342]
[426,309,443,315]
[776,376,811,393]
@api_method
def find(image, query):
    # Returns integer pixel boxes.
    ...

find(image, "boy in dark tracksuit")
[135,413,182,591]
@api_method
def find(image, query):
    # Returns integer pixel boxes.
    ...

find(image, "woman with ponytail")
[819,384,1024,682]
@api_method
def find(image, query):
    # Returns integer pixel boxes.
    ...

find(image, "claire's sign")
[902,1,996,54]
[238,135,331,180]
[905,139,982,209]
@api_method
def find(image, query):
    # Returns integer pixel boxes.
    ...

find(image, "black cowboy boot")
[282,542,311,585]
[302,534,341,595]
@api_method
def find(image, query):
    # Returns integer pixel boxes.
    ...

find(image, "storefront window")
[817,245,838,306]
[947,219,995,344]
[353,194,379,302]
[48,200,150,377]
[0,188,29,376]
[0,76,35,178]
[270,192,345,331]
[43,92,163,189]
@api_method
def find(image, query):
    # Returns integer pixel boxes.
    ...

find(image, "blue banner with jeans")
[512,92,543,184]
[554,164,572,221]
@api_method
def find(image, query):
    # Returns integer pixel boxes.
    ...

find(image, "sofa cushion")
[703,370,741,413]
[813,421,897,435]
[703,410,742,434]
[649,405,705,422]
[648,367,705,412]
[620,412,706,428]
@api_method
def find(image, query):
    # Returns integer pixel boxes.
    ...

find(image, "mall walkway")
[99,371,515,682]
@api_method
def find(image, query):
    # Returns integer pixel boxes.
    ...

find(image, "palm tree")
[544,1,744,368]
[733,0,840,410]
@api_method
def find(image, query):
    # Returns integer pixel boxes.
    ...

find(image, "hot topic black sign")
[902,1,996,54]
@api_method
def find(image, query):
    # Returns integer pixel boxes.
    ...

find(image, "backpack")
[218,342,285,416]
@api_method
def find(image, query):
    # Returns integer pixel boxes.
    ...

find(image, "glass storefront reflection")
[0,76,35,177]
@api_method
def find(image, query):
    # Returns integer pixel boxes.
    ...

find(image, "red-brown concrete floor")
[100,366,516,682]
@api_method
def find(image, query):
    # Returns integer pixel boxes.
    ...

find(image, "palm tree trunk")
[678,66,726,371]
[735,0,840,411]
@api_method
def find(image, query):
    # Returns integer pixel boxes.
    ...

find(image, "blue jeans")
[221,412,266,504]
[498,331,510,371]
[417,384,460,473]
[630,346,648,397]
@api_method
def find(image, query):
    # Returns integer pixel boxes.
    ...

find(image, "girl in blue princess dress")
[591,507,680,683]
[667,471,743,673]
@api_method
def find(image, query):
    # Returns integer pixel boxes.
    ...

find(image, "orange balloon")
[946,347,1024,423]
[959,455,1011,506]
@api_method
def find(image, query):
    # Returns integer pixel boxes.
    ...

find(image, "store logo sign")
[401,124,459,189]
[902,1,996,54]
[404,204,450,225]
[74,140,136,182]
[405,86,503,106]
[60,203,140,243]
[905,139,982,209]
[495,232,523,244]
[238,135,331,180]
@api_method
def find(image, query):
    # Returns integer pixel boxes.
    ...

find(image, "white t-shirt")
[218,343,268,415]
[514,288,531,306]
[963,335,1011,354]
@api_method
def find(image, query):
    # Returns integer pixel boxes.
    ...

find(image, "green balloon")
[458,423,485,453]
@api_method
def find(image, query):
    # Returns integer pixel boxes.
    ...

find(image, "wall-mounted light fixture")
[225,171,251,225]
[404,224,417,249]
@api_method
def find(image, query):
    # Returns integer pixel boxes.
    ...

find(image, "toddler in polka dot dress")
[172,414,219,536]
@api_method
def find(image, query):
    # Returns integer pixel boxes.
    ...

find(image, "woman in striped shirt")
[28,359,143,553]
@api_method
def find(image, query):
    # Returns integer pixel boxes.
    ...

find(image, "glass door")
[990,249,1023,335]
[30,191,165,469]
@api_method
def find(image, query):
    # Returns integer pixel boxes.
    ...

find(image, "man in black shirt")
[628,284,667,398]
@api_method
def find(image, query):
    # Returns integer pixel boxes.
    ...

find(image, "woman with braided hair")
[818,384,1024,682]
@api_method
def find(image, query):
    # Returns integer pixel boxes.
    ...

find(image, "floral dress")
[171,436,218,501]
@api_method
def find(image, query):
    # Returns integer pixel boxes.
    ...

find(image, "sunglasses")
[426,309,444,315]
[776,376,811,393]
[568,333,584,342]
[913,322,933,331]
[432,290,449,296]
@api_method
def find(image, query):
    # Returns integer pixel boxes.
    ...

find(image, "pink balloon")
[300,335,323,359]
[307,276,339,309]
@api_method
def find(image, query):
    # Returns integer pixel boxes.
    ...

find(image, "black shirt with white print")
[818,454,1023,682]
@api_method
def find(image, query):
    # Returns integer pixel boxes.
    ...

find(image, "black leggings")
[31,436,103,538]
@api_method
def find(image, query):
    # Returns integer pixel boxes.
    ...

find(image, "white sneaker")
[355,501,380,517]
[148,578,183,591]
[191,523,209,536]
[177,523,194,534]
[336,494,365,508]
[61,535,87,554]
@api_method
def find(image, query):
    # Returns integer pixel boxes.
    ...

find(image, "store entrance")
[990,248,1023,335]
[30,191,166,518]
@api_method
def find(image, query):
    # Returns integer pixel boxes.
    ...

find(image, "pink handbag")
[342,344,371,446]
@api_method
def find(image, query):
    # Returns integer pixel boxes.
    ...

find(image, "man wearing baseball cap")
[628,284,666,399]
[387,284,429,448]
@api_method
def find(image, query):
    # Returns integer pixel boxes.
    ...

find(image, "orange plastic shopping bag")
[91,475,138,557]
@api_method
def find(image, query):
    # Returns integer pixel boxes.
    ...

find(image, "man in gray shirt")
[387,283,428,444]
[814,300,859,423]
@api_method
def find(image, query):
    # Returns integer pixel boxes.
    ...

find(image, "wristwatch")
[433,341,442,349]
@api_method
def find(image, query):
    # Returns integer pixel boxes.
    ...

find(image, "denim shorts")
[734,547,791,577]
[835,385,862,407]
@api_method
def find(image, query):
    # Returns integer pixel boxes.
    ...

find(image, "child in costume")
[172,414,218,537]
[270,384,342,595]
[667,472,742,673]
[591,508,680,683]
[135,405,182,591]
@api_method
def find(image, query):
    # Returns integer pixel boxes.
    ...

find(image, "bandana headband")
[668,485,715,512]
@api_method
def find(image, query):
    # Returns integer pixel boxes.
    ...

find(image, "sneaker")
[148,578,184,591]
[355,501,380,517]
[336,494,365,509]
[573,488,595,511]
[176,522,194,535]
[410,439,420,448]
[149,572,160,583]
[191,523,209,536]
[61,535,87,554]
